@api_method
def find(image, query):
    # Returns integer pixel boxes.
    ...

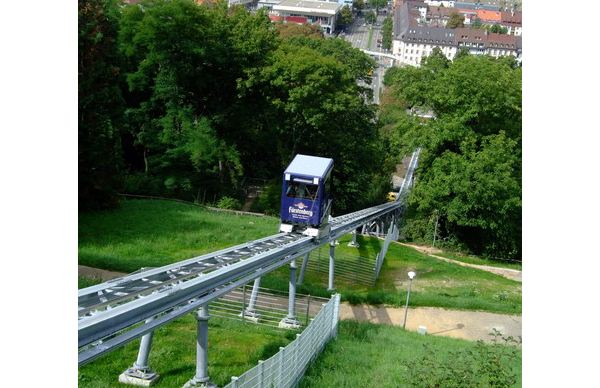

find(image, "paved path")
[399,243,522,282]
[79,265,125,281]
[340,303,521,342]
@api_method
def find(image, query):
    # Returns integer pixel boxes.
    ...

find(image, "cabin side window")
[286,182,319,200]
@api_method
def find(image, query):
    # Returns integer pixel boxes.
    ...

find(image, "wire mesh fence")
[300,245,378,286]
[224,293,341,388]
[209,285,329,329]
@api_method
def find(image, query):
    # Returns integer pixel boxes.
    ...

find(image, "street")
[340,11,391,104]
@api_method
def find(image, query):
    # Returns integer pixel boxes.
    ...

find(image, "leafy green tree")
[420,47,450,72]
[453,47,470,61]
[384,55,522,259]
[353,0,364,11]
[79,0,124,210]
[118,0,278,196]
[370,0,387,14]
[446,11,464,28]
[382,16,393,50]
[490,24,508,34]
[365,10,377,24]
[338,5,353,28]
[240,41,383,213]
[471,18,482,28]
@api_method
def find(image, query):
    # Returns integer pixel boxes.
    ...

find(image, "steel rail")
[78,149,420,365]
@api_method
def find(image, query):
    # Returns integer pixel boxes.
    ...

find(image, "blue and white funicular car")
[279,154,334,239]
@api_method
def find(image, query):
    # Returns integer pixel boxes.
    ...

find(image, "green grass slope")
[79,199,279,273]
[300,320,521,388]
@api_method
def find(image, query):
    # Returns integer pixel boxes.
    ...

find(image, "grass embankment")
[261,234,521,314]
[78,315,296,387]
[367,26,374,48]
[79,199,521,313]
[436,250,522,270]
[79,199,279,273]
[300,320,521,387]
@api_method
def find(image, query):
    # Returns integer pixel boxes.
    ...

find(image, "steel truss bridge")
[78,149,421,375]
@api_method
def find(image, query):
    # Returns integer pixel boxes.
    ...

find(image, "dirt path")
[399,243,522,282]
[340,303,521,342]
[79,265,126,281]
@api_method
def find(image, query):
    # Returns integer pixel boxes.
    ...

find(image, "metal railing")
[225,294,341,388]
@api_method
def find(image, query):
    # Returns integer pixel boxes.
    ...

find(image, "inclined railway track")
[78,149,420,365]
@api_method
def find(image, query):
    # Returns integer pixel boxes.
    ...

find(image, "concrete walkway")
[399,243,522,282]
[340,303,521,342]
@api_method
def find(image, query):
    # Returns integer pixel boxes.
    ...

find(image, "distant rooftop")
[274,0,341,15]
[285,154,333,179]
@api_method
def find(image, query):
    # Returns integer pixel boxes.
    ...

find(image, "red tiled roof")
[500,11,522,24]
[476,9,501,22]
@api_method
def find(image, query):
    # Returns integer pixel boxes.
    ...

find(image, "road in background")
[341,11,391,104]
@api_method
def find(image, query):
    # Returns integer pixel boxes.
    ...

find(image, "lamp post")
[403,271,416,329]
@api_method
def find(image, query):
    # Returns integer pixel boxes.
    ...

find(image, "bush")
[216,196,242,210]
[405,330,520,387]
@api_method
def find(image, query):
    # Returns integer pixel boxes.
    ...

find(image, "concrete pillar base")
[240,309,261,323]
[182,377,217,388]
[278,317,301,329]
[119,368,160,387]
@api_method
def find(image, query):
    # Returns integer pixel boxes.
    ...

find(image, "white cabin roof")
[284,154,333,179]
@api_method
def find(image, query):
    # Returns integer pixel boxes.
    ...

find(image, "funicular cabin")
[279,154,333,239]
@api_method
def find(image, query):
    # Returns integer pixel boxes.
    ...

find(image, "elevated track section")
[78,149,420,366]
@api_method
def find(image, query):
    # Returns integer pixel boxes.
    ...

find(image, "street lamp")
[402,271,416,329]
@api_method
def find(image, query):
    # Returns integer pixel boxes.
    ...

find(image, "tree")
[118,0,278,196]
[370,0,387,14]
[420,47,450,72]
[353,0,364,12]
[79,0,124,210]
[338,5,353,28]
[382,16,393,50]
[384,55,522,259]
[446,11,464,28]
[365,10,377,24]
[240,40,382,213]
[453,47,470,61]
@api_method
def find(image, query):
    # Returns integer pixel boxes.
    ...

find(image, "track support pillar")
[327,242,336,291]
[184,305,216,388]
[119,317,160,386]
[241,277,261,322]
[280,259,301,329]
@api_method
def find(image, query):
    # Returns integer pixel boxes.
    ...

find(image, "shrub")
[405,330,520,387]
[216,196,242,210]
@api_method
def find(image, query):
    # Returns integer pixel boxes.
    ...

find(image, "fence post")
[258,360,264,388]
[278,346,285,386]
[230,376,239,388]
[305,294,311,325]
[294,333,301,384]
[332,294,341,339]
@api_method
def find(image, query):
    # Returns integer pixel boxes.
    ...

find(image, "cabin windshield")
[286,182,319,200]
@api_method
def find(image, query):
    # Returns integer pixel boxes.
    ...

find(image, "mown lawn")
[79,199,521,314]
[79,199,279,273]
[300,320,521,388]
[78,315,296,388]
[262,234,522,314]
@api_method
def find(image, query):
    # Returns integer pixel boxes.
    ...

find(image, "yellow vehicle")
[386,191,398,202]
